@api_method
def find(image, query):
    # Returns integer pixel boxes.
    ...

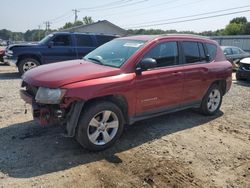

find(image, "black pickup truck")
[4,32,117,74]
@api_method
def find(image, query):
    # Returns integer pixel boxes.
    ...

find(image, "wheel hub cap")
[87,110,119,146]
[207,89,221,112]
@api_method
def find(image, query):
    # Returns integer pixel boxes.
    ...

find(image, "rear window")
[206,43,217,61]
[96,35,116,46]
[76,35,94,47]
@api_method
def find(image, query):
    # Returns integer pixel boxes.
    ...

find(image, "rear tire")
[75,101,124,151]
[200,84,222,116]
[18,58,40,75]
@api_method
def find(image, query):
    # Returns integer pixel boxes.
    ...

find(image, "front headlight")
[35,87,66,104]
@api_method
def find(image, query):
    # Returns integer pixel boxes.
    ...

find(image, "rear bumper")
[4,55,17,66]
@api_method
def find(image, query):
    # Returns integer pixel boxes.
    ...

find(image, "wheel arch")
[84,94,129,124]
[17,54,42,66]
[211,80,227,96]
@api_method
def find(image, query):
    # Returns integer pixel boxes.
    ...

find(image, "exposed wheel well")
[84,95,129,124]
[17,54,41,66]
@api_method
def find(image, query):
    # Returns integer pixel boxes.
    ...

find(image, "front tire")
[18,58,40,75]
[76,101,124,151]
[200,84,222,116]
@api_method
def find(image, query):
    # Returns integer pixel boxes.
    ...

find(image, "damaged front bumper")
[20,89,84,137]
[20,89,66,126]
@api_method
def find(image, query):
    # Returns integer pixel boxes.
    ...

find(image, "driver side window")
[52,35,71,46]
[144,41,179,68]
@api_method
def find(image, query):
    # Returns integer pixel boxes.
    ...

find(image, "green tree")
[244,22,250,34]
[62,22,74,29]
[74,20,84,26]
[83,16,94,25]
[223,22,245,35]
[230,17,247,24]
[0,29,12,40]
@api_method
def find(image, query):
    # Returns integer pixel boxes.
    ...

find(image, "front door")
[135,41,183,115]
[42,34,76,64]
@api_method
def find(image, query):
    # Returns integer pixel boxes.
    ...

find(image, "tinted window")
[52,35,71,46]
[232,48,241,54]
[96,35,116,46]
[182,42,200,64]
[206,43,217,61]
[76,35,94,47]
[198,43,206,61]
[144,42,179,67]
[223,48,232,55]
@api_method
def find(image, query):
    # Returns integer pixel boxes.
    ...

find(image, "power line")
[78,0,134,10]
[52,14,75,24]
[40,0,147,29]
[123,4,250,28]
[125,9,250,29]
[81,0,149,11]
[49,11,72,22]
[103,0,180,17]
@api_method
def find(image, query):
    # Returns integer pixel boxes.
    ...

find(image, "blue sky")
[1,0,250,32]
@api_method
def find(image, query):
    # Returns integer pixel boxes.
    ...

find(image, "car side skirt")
[128,100,201,125]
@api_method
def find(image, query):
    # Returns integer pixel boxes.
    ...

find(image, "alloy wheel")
[87,110,119,145]
[207,89,221,112]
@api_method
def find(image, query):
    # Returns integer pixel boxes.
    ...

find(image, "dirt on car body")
[0,66,249,188]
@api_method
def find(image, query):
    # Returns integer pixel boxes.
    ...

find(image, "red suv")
[20,35,232,151]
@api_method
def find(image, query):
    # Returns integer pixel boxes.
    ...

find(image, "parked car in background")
[20,34,232,151]
[221,46,250,69]
[4,32,117,74]
[236,57,250,81]
[0,47,5,63]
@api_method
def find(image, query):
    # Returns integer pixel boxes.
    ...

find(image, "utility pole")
[44,21,51,31]
[44,21,51,36]
[72,9,80,23]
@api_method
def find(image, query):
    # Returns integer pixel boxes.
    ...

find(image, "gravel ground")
[0,65,249,188]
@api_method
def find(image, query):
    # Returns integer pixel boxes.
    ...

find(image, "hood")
[23,60,122,88]
[240,57,250,65]
[9,43,38,50]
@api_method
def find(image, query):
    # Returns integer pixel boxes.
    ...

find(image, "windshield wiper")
[87,57,104,65]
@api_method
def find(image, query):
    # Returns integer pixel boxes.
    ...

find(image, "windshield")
[38,34,54,45]
[84,39,145,68]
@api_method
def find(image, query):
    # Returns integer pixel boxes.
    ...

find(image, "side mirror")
[48,41,54,48]
[136,58,157,73]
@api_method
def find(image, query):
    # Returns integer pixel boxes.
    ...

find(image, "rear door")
[75,34,96,58]
[42,34,76,63]
[135,40,184,115]
[180,41,211,104]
